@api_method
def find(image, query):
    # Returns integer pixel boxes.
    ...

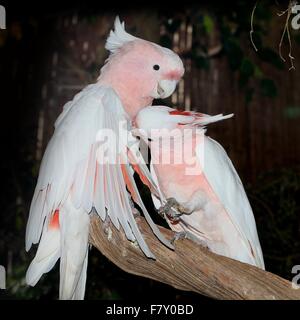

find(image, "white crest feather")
[105,16,138,53]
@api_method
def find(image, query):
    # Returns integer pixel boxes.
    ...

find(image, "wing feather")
[200,137,265,268]
[26,84,170,258]
[121,162,174,250]
[104,163,120,229]
[93,163,106,220]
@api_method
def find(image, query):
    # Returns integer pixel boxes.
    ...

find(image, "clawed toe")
[158,198,182,221]
[158,197,192,221]
[170,231,188,245]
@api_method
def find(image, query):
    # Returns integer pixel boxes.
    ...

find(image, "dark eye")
[153,64,160,71]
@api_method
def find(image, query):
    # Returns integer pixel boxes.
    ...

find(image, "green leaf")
[224,38,243,70]
[240,58,255,77]
[87,15,97,24]
[254,65,263,78]
[260,78,277,98]
[203,15,214,34]
[255,3,273,21]
[16,215,23,231]
[283,106,300,119]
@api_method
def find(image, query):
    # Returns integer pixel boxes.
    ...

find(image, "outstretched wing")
[26,83,173,258]
[199,137,265,269]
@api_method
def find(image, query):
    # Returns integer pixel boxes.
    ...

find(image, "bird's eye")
[153,64,160,71]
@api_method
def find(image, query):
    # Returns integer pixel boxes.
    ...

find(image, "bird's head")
[98,17,184,118]
[132,106,192,143]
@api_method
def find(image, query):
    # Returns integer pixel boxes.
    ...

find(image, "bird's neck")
[118,91,154,119]
[98,78,153,119]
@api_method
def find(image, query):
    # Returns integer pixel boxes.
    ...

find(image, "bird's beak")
[131,128,152,144]
[156,79,178,99]
[131,128,142,137]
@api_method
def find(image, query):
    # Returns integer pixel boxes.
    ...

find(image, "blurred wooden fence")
[37,11,300,183]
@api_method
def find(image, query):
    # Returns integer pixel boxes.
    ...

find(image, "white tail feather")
[71,251,88,300]
[59,200,90,300]
[26,227,60,286]
[192,113,234,127]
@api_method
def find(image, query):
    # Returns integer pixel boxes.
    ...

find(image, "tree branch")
[89,214,300,300]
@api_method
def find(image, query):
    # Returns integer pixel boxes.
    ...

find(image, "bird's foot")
[171,231,209,249]
[170,231,188,245]
[158,198,182,222]
[158,198,192,222]
[166,198,193,215]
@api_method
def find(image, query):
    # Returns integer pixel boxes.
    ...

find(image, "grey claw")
[158,197,193,222]
[170,231,188,245]
[158,198,182,222]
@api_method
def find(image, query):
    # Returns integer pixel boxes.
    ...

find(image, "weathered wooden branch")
[89,214,300,300]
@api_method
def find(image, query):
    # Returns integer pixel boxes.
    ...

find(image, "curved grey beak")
[156,79,178,99]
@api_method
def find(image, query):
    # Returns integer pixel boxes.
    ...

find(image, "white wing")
[200,136,265,269]
[26,83,172,259]
[150,162,164,210]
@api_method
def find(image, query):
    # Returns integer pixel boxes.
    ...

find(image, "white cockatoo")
[133,106,265,269]
[25,17,185,299]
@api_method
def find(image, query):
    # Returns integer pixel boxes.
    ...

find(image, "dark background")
[0,0,300,300]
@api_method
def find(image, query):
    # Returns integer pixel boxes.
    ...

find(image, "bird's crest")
[105,16,138,54]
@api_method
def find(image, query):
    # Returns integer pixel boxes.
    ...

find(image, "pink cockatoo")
[134,106,265,269]
[25,17,184,300]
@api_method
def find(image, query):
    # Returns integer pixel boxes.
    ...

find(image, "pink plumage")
[25,17,185,300]
[134,106,265,269]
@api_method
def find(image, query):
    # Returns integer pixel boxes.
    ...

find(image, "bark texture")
[89,214,300,300]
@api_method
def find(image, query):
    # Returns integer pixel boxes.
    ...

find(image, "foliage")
[159,0,294,104]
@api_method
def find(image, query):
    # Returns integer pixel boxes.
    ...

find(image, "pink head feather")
[98,17,184,118]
